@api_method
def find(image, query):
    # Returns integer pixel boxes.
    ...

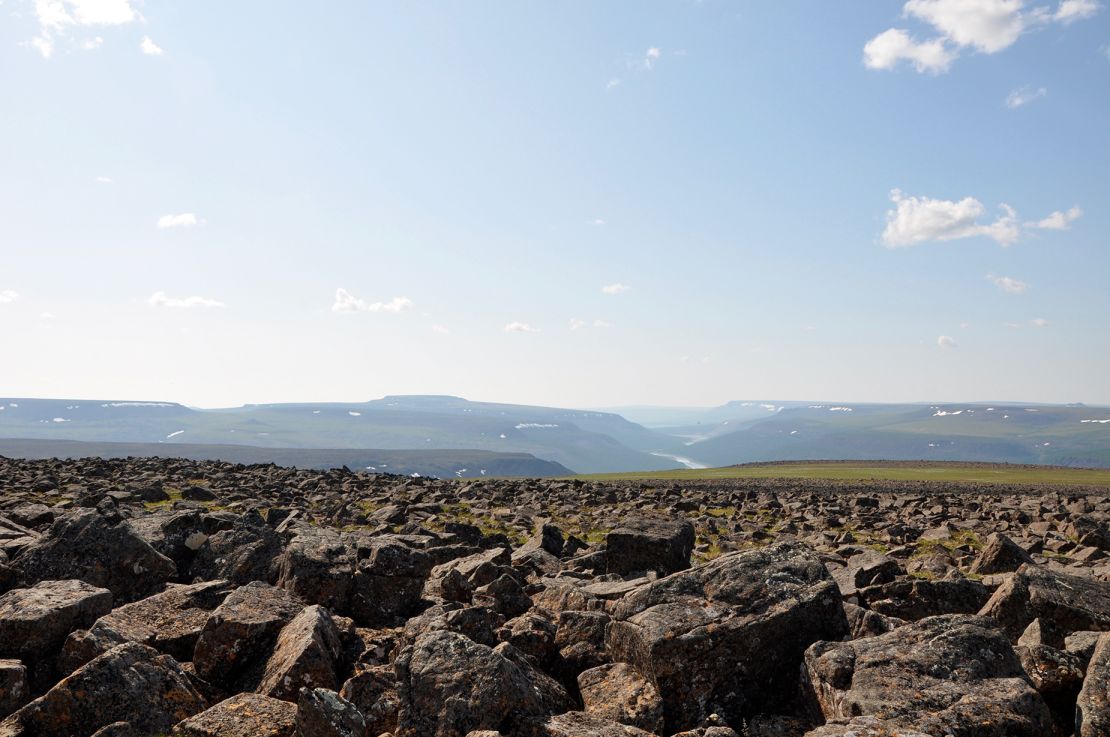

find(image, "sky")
[1,0,1108,409]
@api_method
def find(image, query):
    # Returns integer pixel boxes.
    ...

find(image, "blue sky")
[1,0,1108,408]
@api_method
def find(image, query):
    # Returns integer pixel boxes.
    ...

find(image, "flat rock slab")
[607,541,848,733]
[171,693,297,737]
[0,579,112,669]
[61,579,233,670]
[256,604,343,702]
[803,614,1052,737]
[980,563,1110,641]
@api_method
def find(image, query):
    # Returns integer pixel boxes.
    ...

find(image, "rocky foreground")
[3,457,1110,737]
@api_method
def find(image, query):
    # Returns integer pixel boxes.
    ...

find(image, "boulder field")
[1,455,1110,736]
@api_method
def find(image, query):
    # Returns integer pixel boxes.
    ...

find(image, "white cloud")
[644,46,661,69]
[82,36,103,49]
[148,291,224,309]
[1055,0,1101,23]
[591,218,606,226]
[865,0,1099,74]
[1031,317,1050,327]
[1006,85,1047,108]
[95,176,112,183]
[987,273,1029,294]
[569,318,586,331]
[157,213,199,229]
[882,189,1019,247]
[904,0,1025,54]
[606,78,621,91]
[140,36,163,56]
[601,282,631,295]
[938,335,958,349]
[1029,205,1082,230]
[592,319,614,328]
[863,28,956,72]
[331,288,413,314]
[504,321,539,333]
[0,290,18,304]
[432,324,449,334]
[30,0,139,58]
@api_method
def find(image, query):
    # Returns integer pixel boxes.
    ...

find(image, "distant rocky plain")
[3,455,1110,737]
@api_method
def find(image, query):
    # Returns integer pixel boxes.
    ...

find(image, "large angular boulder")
[605,517,694,577]
[1077,632,1110,737]
[275,527,355,611]
[340,665,400,736]
[606,541,848,732]
[803,614,1052,737]
[0,660,28,719]
[61,579,232,670]
[858,577,989,621]
[0,579,113,688]
[256,605,344,702]
[803,716,931,737]
[578,663,664,734]
[192,581,303,691]
[520,711,655,737]
[349,537,432,626]
[394,630,574,737]
[189,524,283,585]
[0,643,205,737]
[979,563,1110,641]
[296,688,369,737]
[171,693,297,737]
[11,510,176,602]
[969,532,1034,575]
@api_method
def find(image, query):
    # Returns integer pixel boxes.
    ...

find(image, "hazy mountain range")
[1,395,1108,476]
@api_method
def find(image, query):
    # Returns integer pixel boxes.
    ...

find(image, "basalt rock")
[980,563,1110,641]
[170,693,297,737]
[606,541,848,733]
[605,517,694,577]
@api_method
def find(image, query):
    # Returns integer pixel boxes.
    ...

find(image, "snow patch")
[515,423,559,429]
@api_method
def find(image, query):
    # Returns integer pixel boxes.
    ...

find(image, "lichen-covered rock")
[969,532,1034,575]
[171,693,297,737]
[0,643,205,737]
[394,630,574,737]
[10,510,175,603]
[340,666,399,737]
[275,526,355,611]
[188,523,283,585]
[607,541,848,733]
[0,660,28,720]
[519,711,655,737]
[349,537,432,627]
[605,517,694,577]
[60,579,232,671]
[192,582,303,691]
[803,614,1052,737]
[0,579,113,689]
[296,687,368,737]
[1077,632,1110,737]
[256,605,344,702]
[980,563,1110,641]
[857,576,989,621]
[803,716,931,737]
[578,663,664,734]
[1015,643,1086,735]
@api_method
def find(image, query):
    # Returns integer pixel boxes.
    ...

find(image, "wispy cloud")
[95,176,112,183]
[431,324,450,334]
[504,321,539,333]
[864,0,1101,74]
[140,36,163,56]
[1031,317,1050,327]
[331,288,413,314]
[0,290,18,304]
[601,282,631,295]
[1028,205,1082,230]
[643,46,662,70]
[157,213,199,229]
[149,291,224,309]
[1006,85,1047,108]
[605,78,621,91]
[569,318,614,330]
[987,273,1029,294]
[881,190,1080,247]
[591,218,606,226]
[937,335,957,349]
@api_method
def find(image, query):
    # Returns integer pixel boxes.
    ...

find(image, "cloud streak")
[331,288,413,314]
[157,213,199,229]
[987,273,1029,294]
[601,283,631,295]
[881,190,1080,247]
[149,291,224,309]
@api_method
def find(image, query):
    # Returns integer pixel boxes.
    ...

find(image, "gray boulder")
[979,563,1110,641]
[606,541,848,732]
[803,614,1052,737]
[606,517,694,577]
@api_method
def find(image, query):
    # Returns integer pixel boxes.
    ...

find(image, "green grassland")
[578,460,1110,486]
